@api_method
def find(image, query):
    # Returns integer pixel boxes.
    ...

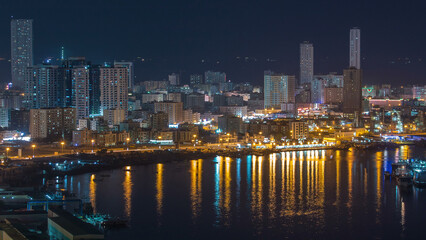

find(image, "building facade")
[30,108,76,140]
[11,19,33,88]
[300,41,314,85]
[343,68,363,113]
[349,28,361,69]
[100,66,129,115]
[264,71,295,109]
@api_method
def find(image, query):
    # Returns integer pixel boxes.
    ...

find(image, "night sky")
[0,0,425,86]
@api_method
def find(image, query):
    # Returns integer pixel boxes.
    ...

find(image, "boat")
[397,174,413,188]
[391,161,410,178]
[101,218,127,228]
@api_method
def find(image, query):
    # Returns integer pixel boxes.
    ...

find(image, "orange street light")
[61,141,65,153]
[32,144,36,158]
[6,147,10,159]
[91,139,95,153]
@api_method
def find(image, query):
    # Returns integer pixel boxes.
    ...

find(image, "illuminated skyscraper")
[349,28,361,69]
[11,19,33,88]
[114,61,134,90]
[100,66,129,116]
[24,64,64,109]
[264,71,295,109]
[300,41,314,85]
[72,67,90,119]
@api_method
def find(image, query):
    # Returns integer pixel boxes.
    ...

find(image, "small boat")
[397,175,413,188]
[101,218,127,228]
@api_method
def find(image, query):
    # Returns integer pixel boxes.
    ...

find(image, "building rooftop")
[48,208,103,237]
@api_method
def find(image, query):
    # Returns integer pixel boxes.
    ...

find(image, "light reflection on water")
[64,146,426,239]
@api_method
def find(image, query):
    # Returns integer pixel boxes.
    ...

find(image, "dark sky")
[0,0,426,86]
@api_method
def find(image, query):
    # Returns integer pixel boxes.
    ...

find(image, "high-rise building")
[29,108,76,140]
[204,71,226,84]
[100,66,129,115]
[300,42,314,85]
[114,61,134,90]
[61,57,87,107]
[168,73,180,86]
[11,19,33,88]
[151,112,169,130]
[189,74,203,86]
[313,73,343,88]
[343,68,363,113]
[89,64,101,115]
[184,93,205,112]
[154,101,183,125]
[311,78,326,104]
[264,71,295,109]
[324,87,344,104]
[24,64,64,109]
[103,109,126,125]
[72,67,90,119]
[349,28,361,69]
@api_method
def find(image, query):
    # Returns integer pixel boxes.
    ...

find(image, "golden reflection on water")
[224,157,231,225]
[89,174,96,213]
[123,169,133,219]
[375,152,383,210]
[268,154,276,219]
[190,159,202,222]
[156,164,163,218]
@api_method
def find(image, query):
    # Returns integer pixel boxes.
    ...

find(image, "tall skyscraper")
[264,71,295,109]
[72,67,90,119]
[300,41,314,85]
[24,64,64,109]
[11,19,33,88]
[349,28,361,69]
[343,67,363,113]
[114,61,134,90]
[100,66,129,115]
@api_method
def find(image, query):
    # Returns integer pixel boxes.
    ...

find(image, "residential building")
[343,68,363,113]
[264,71,295,109]
[114,61,134,90]
[154,101,183,125]
[100,66,129,115]
[29,108,76,140]
[11,19,33,88]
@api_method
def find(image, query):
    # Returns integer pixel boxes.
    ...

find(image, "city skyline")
[0,1,426,85]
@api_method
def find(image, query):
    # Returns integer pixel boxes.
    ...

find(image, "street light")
[61,142,65,154]
[32,144,36,158]
[126,138,130,151]
[6,147,10,160]
[91,139,95,153]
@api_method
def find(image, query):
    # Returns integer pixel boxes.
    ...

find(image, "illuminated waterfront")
[63,146,425,239]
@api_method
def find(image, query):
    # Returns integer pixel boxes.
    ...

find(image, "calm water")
[62,146,426,239]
